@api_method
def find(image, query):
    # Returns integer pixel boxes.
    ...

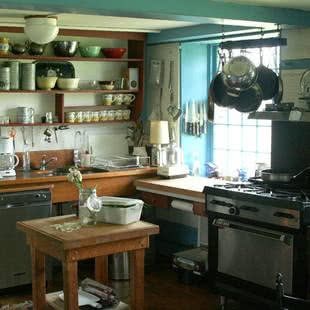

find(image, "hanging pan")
[255,45,279,100]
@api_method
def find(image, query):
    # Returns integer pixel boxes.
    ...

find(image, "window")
[212,46,279,177]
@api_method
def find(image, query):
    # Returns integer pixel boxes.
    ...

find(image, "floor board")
[0,257,264,309]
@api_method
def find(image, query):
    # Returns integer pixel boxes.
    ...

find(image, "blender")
[157,124,189,178]
[0,136,19,177]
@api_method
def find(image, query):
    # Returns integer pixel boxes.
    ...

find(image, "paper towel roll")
[171,199,193,212]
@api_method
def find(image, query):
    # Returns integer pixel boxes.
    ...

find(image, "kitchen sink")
[31,167,104,176]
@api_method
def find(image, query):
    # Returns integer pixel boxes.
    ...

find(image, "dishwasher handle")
[212,218,293,245]
[0,203,26,209]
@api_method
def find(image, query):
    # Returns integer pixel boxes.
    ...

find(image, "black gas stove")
[205,181,310,306]
[205,181,310,229]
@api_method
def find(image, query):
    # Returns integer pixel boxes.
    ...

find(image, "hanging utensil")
[184,101,189,134]
[8,127,16,151]
[31,126,34,147]
[203,101,208,134]
[168,60,174,104]
[21,126,27,145]
[53,127,58,143]
[199,102,204,135]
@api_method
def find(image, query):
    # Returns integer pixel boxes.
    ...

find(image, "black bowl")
[52,41,79,57]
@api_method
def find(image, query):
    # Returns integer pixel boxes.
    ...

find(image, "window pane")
[228,126,242,150]
[214,125,228,149]
[242,126,257,152]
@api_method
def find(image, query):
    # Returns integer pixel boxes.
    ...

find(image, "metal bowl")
[52,41,79,57]
[222,56,257,91]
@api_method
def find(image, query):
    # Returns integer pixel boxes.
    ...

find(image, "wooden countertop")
[0,168,157,187]
[17,214,159,250]
[135,176,224,203]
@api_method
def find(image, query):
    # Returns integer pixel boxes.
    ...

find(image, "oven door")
[213,218,294,294]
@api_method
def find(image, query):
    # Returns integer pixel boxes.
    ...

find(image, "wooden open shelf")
[0,26,145,126]
[64,104,133,112]
[0,120,133,127]
[0,89,139,94]
[0,54,144,62]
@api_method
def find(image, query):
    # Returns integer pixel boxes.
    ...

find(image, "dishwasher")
[0,189,52,289]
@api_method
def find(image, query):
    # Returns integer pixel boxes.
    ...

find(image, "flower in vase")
[67,167,83,191]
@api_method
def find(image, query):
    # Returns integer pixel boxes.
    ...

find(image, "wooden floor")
[0,257,261,310]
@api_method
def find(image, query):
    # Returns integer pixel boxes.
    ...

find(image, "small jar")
[115,110,123,120]
[65,112,75,123]
[0,38,9,55]
[0,67,10,90]
[99,110,108,121]
[83,111,92,122]
[107,110,115,120]
[122,109,131,120]
[75,111,84,123]
[92,111,99,122]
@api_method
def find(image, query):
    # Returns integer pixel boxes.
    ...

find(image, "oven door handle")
[212,219,293,245]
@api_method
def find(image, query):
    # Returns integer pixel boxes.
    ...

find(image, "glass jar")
[99,110,108,121]
[92,111,99,122]
[78,188,93,226]
[0,37,9,55]
[75,111,83,123]
[79,188,101,225]
[65,112,75,123]
[83,111,92,122]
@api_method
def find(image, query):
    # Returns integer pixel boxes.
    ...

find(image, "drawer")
[141,192,170,208]
[193,202,207,217]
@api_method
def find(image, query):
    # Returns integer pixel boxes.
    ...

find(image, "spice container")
[0,67,10,90]
[8,61,20,90]
[99,111,108,121]
[75,111,83,123]
[92,111,99,122]
[65,112,75,123]
[0,38,9,55]
[21,63,35,90]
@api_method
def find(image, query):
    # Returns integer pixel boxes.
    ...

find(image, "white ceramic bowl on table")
[57,78,80,90]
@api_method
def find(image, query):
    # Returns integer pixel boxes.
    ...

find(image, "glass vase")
[78,188,93,226]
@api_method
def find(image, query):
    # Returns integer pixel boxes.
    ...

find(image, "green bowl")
[79,46,101,57]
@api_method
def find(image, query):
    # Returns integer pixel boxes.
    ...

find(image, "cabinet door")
[141,191,170,208]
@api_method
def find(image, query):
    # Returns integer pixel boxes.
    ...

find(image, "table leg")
[62,260,78,310]
[130,249,145,310]
[31,245,46,310]
[95,256,109,284]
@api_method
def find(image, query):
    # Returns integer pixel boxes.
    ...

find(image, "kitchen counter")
[135,176,224,216]
[0,168,157,203]
[135,176,222,203]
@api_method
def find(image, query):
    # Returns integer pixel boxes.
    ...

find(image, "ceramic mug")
[114,94,123,105]
[102,94,116,105]
[80,153,95,167]
[123,94,136,105]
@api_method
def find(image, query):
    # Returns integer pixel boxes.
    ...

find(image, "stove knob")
[229,207,239,215]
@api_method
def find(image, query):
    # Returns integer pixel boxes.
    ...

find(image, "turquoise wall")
[180,43,217,176]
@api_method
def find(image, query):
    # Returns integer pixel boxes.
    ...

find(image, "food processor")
[157,126,189,178]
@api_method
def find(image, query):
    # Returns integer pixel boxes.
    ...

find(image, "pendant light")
[24,15,59,44]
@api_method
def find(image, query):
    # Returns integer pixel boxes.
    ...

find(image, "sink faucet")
[40,155,58,170]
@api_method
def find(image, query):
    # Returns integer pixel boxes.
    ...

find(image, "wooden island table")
[17,215,159,310]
